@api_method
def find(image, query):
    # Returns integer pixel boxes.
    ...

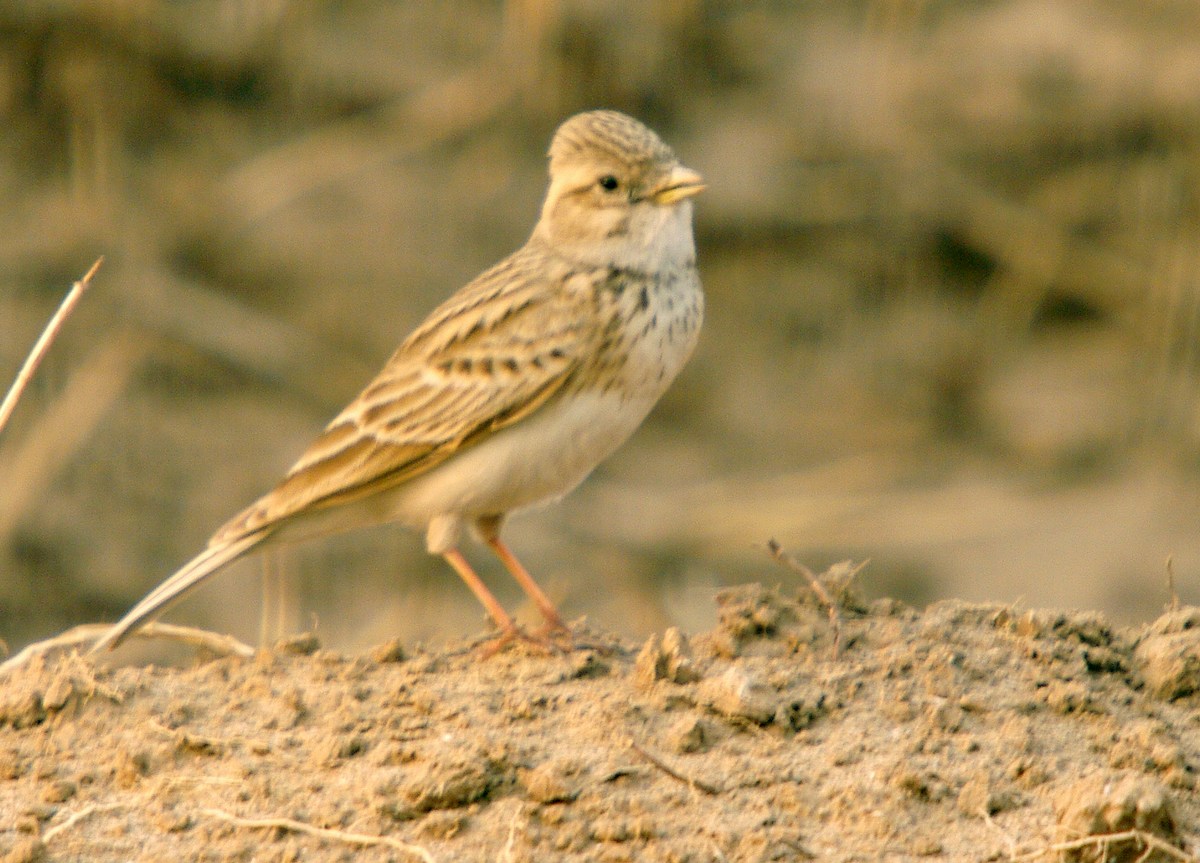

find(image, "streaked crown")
[549,110,676,172]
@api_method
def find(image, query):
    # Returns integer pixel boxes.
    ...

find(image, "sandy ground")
[2,579,1198,862]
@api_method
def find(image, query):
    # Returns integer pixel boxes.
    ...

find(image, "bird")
[92,109,704,653]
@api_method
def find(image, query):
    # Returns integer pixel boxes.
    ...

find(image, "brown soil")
[2,584,1198,862]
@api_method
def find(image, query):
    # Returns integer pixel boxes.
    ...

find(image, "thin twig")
[628,741,720,795]
[0,257,103,436]
[1166,556,1180,613]
[766,539,845,658]
[497,801,523,863]
[0,624,110,675]
[982,811,1018,860]
[42,803,123,844]
[201,807,437,862]
[1004,829,1196,862]
[108,622,256,659]
[0,622,255,676]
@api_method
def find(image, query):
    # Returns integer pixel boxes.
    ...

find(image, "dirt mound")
[2,586,1198,862]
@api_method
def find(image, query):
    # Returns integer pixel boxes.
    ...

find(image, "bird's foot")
[534,618,575,652]
[477,623,570,658]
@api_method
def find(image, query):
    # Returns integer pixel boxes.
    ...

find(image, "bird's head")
[534,110,704,270]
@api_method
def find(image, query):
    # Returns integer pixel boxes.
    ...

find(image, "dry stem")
[629,740,720,796]
[0,622,254,676]
[0,257,103,436]
[1006,829,1196,862]
[201,807,437,862]
[41,803,123,844]
[1166,556,1181,612]
[766,539,851,658]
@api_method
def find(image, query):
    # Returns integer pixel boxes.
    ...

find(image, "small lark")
[93,110,704,652]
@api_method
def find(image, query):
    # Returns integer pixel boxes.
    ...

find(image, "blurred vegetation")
[4,0,1200,652]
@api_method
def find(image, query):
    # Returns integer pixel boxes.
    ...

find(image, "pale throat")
[617,201,697,271]
[537,196,697,273]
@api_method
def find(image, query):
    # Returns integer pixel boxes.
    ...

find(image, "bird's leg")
[486,538,570,635]
[441,548,517,634]
[443,547,563,656]
[474,515,570,638]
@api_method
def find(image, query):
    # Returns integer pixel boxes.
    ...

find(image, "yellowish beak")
[651,165,705,205]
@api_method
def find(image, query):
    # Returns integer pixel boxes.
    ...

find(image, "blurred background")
[4,0,1200,654]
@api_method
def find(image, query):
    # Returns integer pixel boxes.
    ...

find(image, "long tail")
[90,530,269,653]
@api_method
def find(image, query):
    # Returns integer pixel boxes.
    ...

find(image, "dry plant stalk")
[1166,556,1181,612]
[201,807,437,862]
[1006,829,1196,862]
[766,539,850,658]
[629,740,720,796]
[0,257,103,437]
[0,622,255,676]
[41,803,124,844]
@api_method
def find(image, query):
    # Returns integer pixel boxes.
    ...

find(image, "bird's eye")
[597,175,619,192]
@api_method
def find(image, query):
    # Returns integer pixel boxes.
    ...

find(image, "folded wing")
[212,249,597,544]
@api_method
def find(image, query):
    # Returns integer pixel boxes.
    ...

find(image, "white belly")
[391,389,657,529]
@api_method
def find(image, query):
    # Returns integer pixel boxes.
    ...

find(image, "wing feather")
[212,248,597,543]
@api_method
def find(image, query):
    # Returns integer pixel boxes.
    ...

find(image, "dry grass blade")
[0,624,110,675]
[1005,829,1196,862]
[629,740,720,795]
[201,808,437,862]
[766,539,857,659]
[1166,556,1181,612]
[41,803,124,844]
[0,622,255,676]
[258,550,293,648]
[0,257,103,437]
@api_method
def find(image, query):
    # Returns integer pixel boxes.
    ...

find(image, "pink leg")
[442,548,516,633]
[444,547,565,656]
[485,537,569,634]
